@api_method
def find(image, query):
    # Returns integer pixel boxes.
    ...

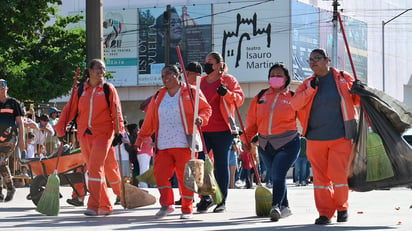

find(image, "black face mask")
[204,63,214,74]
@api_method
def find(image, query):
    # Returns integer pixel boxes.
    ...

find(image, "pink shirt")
[137,135,154,156]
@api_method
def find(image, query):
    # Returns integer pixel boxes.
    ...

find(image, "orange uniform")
[291,67,360,219]
[136,83,211,214]
[55,81,125,214]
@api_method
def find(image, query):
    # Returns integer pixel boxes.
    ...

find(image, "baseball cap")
[186,62,203,74]
[49,107,61,115]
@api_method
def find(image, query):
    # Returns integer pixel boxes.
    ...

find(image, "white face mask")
[269,77,285,89]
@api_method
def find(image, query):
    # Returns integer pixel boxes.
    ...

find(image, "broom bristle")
[255,185,272,217]
[366,132,394,182]
[136,167,156,185]
[36,172,60,216]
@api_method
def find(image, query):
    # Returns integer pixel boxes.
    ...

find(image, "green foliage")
[0,0,86,102]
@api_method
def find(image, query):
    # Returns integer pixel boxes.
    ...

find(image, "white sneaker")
[155,205,175,218]
[266,182,273,188]
[280,206,292,218]
[180,213,193,219]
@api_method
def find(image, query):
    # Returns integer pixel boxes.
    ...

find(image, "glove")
[58,136,67,143]
[217,84,228,96]
[310,77,319,89]
[112,133,123,146]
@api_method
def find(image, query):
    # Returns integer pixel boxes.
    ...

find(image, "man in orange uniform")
[55,59,125,216]
[291,49,360,225]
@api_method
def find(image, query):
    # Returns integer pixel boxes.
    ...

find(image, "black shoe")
[269,206,281,222]
[213,203,226,213]
[0,192,4,201]
[175,198,182,205]
[315,216,331,225]
[337,210,348,222]
[114,196,121,205]
[196,197,213,213]
[67,198,84,207]
[4,188,16,202]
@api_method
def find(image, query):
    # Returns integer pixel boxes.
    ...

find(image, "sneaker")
[315,216,331,225]
[196,197,214,213]
[337,210,348,222]
[4,188,16,202]
[301,182,307,186]
[114,196,121,205]
[280,206,292,218]
[67,198,84,207]
[213,203,226,213]
[175,198,182,205]
[265,182,273,188]
[84,208,112,217]
[295,182,300,187]
[269,206,281,222]
[180,213,193,219]
[155,205,175,218]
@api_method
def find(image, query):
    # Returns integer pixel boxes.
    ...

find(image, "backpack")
[77,82,111,107]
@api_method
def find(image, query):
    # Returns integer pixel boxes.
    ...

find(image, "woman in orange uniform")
[291,48,359,225]
[55,59,125,216]
[242,63,300,222]
[135,65,211,219]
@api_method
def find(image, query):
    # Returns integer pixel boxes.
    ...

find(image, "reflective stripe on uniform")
[88,177,105,182]
[158,185,172,190]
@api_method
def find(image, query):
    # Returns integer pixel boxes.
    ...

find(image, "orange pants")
[307,138,352,219]
[79,133,121,213]
[72,147,122,200]
[154,148,194,214]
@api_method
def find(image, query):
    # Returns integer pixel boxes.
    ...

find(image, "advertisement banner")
[103,9,139,86]
[213,1,291,83]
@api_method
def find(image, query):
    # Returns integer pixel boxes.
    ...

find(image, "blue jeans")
[199,130,234,203]
[259,136,300,207]
[294,157,308,184]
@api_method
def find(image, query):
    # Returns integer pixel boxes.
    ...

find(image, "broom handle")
[191,76,201,159]
[233,101,262,185]
[115,104,127,208]
[176,46,210,158]
[54,68,80,172]
[337,12,358,81]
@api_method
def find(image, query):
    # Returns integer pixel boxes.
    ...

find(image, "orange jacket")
[243,88,297,143]
[55,81,125,140]
[290,67,360,138]
[201,73,244,132]
[135,83,212,150]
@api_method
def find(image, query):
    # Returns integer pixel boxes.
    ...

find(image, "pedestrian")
[197,51,245,213]
[55,58,126,216]
[136,119,154,188]
[294,136,308,186]
[185,61,203,85]
[241,63,300,222]
[48,106,61,153]
[290,48,360,225]
[0,79,25,202]
[135,65,211,219]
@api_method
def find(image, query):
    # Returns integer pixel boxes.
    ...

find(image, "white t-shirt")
[157,88,189,150]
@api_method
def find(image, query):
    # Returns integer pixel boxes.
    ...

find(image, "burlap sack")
[121,183,156,209]
[183,159,204,193]
[197,172,216,196]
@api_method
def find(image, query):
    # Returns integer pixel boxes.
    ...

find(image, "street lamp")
[382,8,411,93]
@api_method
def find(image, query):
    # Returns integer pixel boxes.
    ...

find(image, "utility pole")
[164,5,171,65]
[331,0,339,67]
[86,0,104,63]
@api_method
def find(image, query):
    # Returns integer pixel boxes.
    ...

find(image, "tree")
[0,0,86,103]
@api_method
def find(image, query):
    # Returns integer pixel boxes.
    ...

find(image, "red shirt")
[201,80,228,132]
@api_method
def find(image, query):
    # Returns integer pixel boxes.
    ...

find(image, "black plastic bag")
[348,82,412,192]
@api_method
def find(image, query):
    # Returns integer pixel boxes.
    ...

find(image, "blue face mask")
[0,81,7,88]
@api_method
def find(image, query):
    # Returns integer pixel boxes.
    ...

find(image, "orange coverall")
[55,81,125,214]
[291,67,360,219]
[136,83,211,214]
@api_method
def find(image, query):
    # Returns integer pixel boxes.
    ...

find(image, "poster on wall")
[138,5,212,86]
[291,1,319,81]
[213,1,291,83]
[103,9,139,86]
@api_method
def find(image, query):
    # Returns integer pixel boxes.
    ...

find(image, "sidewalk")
[0,181,411,230]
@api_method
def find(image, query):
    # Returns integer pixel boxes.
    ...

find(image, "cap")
[49,107,61,115]
[186,62,203,74]
[40,114,50,122]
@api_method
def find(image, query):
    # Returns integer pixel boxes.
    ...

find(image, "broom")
[114,104,128,208]
[136,167,156,185]
[234,102,272,217]
[36,68,80,216]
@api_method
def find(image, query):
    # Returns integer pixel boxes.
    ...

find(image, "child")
[26,132,36,159]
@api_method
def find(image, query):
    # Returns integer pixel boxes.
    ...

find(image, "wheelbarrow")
[21,145,87,205]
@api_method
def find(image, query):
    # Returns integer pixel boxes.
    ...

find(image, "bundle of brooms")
[234,102,272,217]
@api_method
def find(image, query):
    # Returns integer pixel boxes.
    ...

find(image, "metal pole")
[331,0,339,67]
[381,8,412,93]
[86,0,103,62]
